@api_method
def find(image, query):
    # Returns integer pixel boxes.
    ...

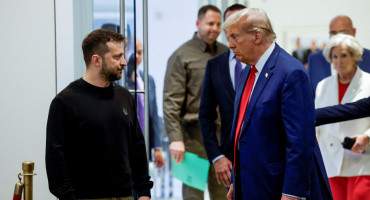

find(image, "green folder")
[172,151,210,191]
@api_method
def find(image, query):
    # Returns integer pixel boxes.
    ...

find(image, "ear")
[91,54,102,67]
[254,30,263,45]
[352,28,357,37]
[196,19,200,29]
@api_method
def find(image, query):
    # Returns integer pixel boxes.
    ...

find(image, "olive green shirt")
[163,33,228,143]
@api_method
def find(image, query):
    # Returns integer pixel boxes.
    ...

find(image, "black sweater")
[46,78,152,199]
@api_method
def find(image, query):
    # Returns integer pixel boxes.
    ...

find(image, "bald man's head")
[329,15,356,37]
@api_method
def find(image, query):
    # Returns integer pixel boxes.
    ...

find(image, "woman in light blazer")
[315,34,370,200]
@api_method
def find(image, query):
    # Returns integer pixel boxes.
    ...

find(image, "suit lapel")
[241,45,280,135]
[218,51,236,97]
[235,66,251,115]
[341,68,362,103]
[139,70,144,83]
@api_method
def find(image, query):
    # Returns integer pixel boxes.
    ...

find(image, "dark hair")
[198,5,221,20]
[82,29,124,65]
[224,4,246,21]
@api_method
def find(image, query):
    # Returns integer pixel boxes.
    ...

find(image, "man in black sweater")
[46,29,153,200]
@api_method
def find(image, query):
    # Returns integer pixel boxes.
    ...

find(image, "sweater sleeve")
[45,97,77,200]
[163,53,187,143]
[129,95,153,197]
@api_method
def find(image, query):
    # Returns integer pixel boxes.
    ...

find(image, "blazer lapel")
[241,44,280,135]
[341,67,362,103]
[219,51,236,97]
[139,70,144,83]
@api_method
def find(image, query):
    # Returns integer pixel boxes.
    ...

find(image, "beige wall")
[0,0,56,199]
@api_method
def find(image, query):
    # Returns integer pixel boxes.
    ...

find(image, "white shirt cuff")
[282,193,306,200]
[212,155,225,164]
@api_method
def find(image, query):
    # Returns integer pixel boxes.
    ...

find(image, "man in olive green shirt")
[163,4,228,200]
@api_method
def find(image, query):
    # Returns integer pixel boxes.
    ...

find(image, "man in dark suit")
[308,15,370,92]
[292,38,305,64]
[223,8,332,200]
[126,39,165,169]
[199,3,246,188]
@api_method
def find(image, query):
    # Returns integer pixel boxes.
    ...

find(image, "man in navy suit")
[199,3,246,188]
[308,15,370,91]
[223,8,332,200]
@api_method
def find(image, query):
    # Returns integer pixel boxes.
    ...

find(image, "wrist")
[212,155,225,164]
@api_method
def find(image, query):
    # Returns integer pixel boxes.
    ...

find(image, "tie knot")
[251,65,258,73]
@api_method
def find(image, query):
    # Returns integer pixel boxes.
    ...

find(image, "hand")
[138,196,150,200]
[350,134,369,154]
[170,141,185,163]
[154,149,165,169]
[281,194,299,200]
[214,157,232,187]
[227,183,234,200]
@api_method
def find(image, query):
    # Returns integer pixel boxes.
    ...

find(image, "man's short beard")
[100,60,121,82]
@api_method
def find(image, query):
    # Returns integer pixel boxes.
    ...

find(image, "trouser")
[182,122,227,200]
[78,197,134,200]
[329,176,370,200]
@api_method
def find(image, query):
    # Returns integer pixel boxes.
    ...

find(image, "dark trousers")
[234,149,243,199]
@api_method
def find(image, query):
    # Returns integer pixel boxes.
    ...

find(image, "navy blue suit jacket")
[308,48,370,92]
[231,44,332,199]
[316,96,370,126]
[199,51,235,162]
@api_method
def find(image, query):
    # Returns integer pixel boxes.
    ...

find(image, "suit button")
[240,142,246,145]
[330,143,333,147]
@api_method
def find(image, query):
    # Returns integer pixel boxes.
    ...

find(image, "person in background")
[199,3,246,188]
[163,4,228,200]
[308,15,370,92]
[126,39,165,169]
[292,38,305,64]
[315,33,370,200]
[46,29,153,200]
[303,40,318,69]
[223,8,332,200]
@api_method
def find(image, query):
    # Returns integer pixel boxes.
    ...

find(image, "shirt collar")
[193,32,217,53]
[255,42,275,72]
[229,49,235,62]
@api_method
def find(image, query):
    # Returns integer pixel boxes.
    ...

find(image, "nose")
[212,24,220,32]
[121,57,127,66]
[228,40,235,49]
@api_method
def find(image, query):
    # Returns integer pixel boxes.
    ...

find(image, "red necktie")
[233,65,258,169]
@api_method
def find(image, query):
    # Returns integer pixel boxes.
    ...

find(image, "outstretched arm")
[316,96,370,126]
